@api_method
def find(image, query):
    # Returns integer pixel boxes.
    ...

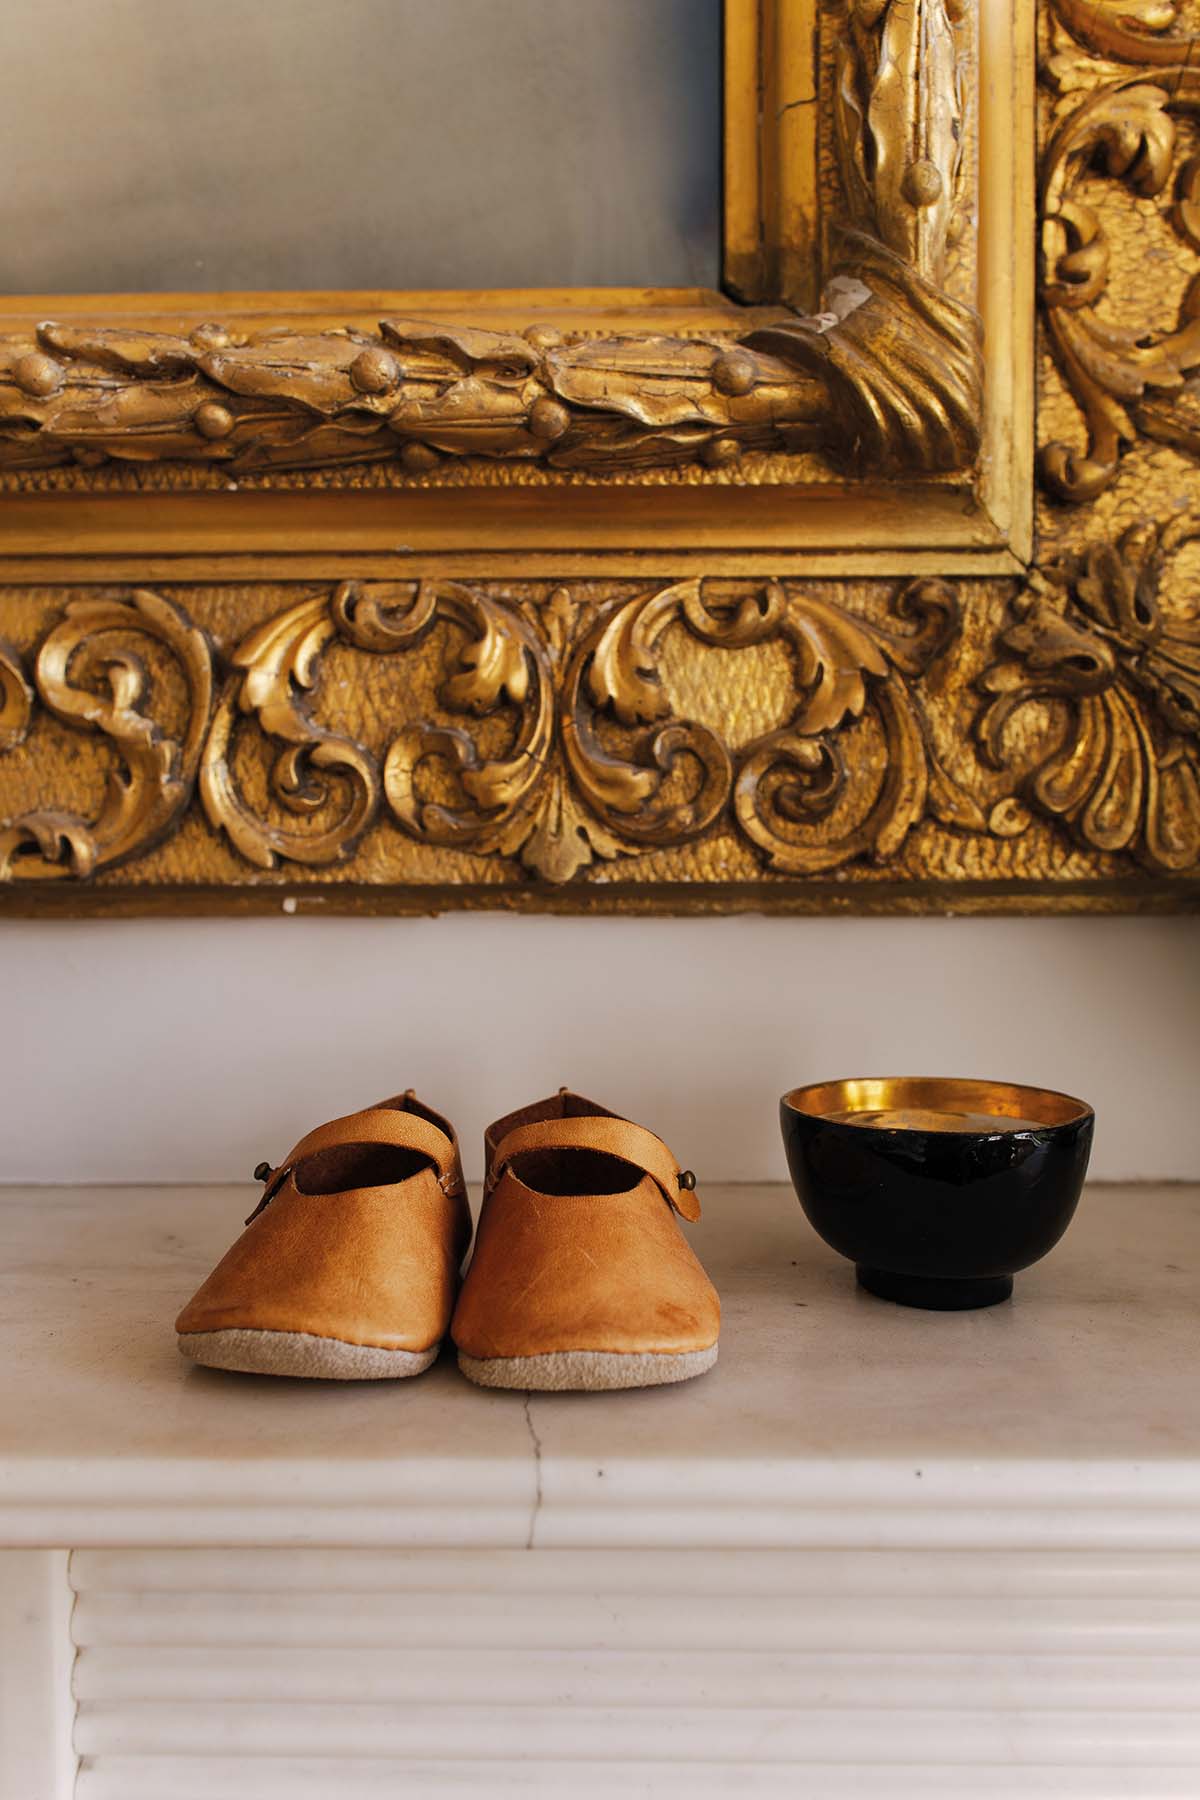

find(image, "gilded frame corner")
[0,0,1197,916]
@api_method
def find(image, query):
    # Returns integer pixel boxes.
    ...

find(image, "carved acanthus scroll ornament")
[1039,0,1200,499]
[0,2,980,483]
[1,577,977,887]
[200,594,379,870]
[979,516,1200,871]
[4,556,1198,892]
[0,590,213,880]
[0,643,32,753]
[379,575,983,883]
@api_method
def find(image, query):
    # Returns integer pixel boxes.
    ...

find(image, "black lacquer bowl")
[780,1077,1094,1309]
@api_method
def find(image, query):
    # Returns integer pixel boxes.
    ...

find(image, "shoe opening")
[293,1143,433,1194]
[508,1147,641,1197]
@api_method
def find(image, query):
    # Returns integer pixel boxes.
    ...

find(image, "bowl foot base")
[856,1266,1014,1311]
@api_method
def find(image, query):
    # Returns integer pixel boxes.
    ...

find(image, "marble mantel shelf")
[4,1182,1200,1799]
[2,1181,1198,1551]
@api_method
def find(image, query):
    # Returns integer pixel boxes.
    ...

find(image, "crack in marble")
[522,1392,544,1550]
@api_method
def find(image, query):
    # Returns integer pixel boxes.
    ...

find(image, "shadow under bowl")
[780,1076,1094,1310]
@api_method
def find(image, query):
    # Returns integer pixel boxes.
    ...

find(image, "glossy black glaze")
[780,1098,1094,1310]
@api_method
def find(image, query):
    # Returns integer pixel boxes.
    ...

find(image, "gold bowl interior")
[782,1076,1092,1134]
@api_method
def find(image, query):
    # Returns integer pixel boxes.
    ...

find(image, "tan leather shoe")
[452,1091,720,1391]
[176,1093,471,1379]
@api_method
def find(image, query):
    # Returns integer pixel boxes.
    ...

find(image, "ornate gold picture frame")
[1,0,1196,914]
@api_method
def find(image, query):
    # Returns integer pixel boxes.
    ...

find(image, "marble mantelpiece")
[1,1182,1197,1797]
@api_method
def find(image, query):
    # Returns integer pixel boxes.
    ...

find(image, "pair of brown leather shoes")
[175,1090,720,1392]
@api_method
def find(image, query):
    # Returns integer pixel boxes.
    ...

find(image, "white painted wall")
[3,914,1196,1184]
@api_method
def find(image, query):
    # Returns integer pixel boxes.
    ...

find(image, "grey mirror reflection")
[4,0,721,295]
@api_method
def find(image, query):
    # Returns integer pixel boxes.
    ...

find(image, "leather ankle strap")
[289,1107,459,1185]
[252,1104,462,1221]
[489,1115,700,1220]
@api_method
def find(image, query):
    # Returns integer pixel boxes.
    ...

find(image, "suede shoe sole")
[178,1327,439,1380]
[457,1343,717,1392]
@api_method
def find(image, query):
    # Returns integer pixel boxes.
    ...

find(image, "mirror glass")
[3,0,721,295]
